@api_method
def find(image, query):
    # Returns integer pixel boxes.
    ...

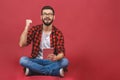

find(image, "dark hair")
[41,6,55,15]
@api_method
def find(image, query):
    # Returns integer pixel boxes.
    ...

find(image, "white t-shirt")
[36,31,51,59]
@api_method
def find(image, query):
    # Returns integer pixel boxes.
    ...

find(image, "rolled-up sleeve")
[56,31,65,55]
[26,26,35,45]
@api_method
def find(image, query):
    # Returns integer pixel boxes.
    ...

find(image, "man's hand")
[25,19,32,29]
[47,53,64,61]
[47,54,57,61]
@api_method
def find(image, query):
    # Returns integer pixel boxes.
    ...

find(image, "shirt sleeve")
[56,31,65,55]
[26,26,35,45]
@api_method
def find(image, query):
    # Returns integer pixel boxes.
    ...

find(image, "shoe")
[24,68,30,76]
[59,68,64,77]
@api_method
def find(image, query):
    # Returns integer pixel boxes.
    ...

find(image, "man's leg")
[30,58,53,66]
[19,56,61,76]
[49,58,69,76]
[58,58,69,68]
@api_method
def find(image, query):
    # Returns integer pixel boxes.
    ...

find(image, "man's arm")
[53,52,64,61]
[19,19,32,47]
[53,31,65,61]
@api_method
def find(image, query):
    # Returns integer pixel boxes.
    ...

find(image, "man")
[19,6,69,77]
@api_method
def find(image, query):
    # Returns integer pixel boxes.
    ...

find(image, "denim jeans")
[19,56,69,76]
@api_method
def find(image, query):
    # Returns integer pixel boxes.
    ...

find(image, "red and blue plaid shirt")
[27,24,65,58]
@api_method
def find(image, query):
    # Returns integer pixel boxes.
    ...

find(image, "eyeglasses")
[42,13,54,16]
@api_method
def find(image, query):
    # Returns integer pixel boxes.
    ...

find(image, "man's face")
[41,9,54,26]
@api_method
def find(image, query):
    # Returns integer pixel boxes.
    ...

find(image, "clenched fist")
[25,19,32,29]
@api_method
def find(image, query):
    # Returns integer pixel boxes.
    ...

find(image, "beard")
[42,17,53,26]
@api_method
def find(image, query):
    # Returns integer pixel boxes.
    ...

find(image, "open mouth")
[44,18,51,21]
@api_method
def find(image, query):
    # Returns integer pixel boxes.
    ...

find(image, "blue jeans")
[19,56,69,76]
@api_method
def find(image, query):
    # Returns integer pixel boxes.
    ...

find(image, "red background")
[0,0,120,80]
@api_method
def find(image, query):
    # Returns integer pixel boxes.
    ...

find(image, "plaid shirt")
[27,24,65,58]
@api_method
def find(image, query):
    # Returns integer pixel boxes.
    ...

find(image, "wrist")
[24,26,29,30]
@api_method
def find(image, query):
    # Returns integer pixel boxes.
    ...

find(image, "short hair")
[41,6,55,15]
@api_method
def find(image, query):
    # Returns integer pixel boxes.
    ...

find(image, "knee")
[60,58,69,67]
[19,56,29,65]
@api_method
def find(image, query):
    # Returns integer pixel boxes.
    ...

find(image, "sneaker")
[59,68,64,77]
[24,68,30,76]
